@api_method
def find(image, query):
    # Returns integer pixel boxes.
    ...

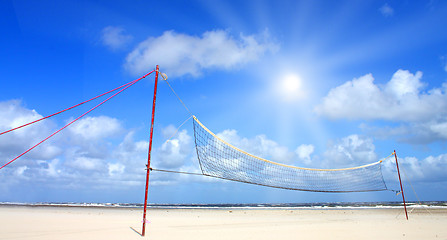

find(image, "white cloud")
[387,119,447,144]
[101,26,132,50]
[0,100,145,190]
[111,131,148,176]
[125,29,279,77]
[385,70,424,98]
[0,100,61,160]
[108,162,125,176]
[315,69,447,122]
[382,153,447,184]
[66,156,105,171]
[322,135,377,168]
[156,129,192,169]
[113,132,147,162]
[14,166,28,176]
[99,127,199,187]
[217,129,295,164]
[429,121,447,138]
[40,159,61,177]
[314,134,447,185]
[379,3,394,17]
[68,116,123,141]
[2,99,446,193]
[315,69,447,143]
[393,119,447,144]
[295,144,315,165]
[62,116,124,159]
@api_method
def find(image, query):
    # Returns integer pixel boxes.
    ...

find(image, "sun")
[278,73,305,102]
[281,74,301,93]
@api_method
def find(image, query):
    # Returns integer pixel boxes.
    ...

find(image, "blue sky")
[1,0,447,204]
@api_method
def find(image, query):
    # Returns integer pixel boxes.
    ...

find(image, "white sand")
[0,206,446,240]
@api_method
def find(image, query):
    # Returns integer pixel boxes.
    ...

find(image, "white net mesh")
[193,116,387,192]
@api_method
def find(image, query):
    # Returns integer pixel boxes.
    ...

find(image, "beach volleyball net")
[193,116,388,192]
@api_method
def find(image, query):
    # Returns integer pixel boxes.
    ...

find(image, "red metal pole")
[142,65,159,236]
[394,150,409,220]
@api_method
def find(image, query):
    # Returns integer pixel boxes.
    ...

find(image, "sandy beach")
[0,206,446,240]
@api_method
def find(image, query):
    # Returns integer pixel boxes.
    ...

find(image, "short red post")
[394,150,408,220]
[142,65,159,236]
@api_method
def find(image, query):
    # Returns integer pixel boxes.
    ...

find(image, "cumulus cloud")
[156,129,192,169]
[318,134,447,185]
[322,135,377,168]
[2,98,446,194]
[125,29,279,77]
[0,100,146,190]
[379,3,394,17]
[382,153,447,186]
[66,156,106,171]
[113,131,147,161]
[105,127,199,186]
[315,69,447,122]
[68,116,123,141]
[295,144,315,165]
[0,101,225,190]
[315,69,447,143]
[217,129,296,164]
[101,26,133,50]
[364,118,447,144]
[108,162,125,176]
[37,159,61,178]
[0,100,61,160]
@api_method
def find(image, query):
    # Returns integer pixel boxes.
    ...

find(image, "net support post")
[394,150,408,220]
[142,65,159,236]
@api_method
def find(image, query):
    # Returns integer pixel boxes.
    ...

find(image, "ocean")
[1,201,446,209]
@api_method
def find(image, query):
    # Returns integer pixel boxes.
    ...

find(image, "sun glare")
[278,74,304,102]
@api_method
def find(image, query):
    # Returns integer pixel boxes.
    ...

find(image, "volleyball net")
[193,116,388,193]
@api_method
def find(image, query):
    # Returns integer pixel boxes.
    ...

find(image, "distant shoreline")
[1,201,446,210]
